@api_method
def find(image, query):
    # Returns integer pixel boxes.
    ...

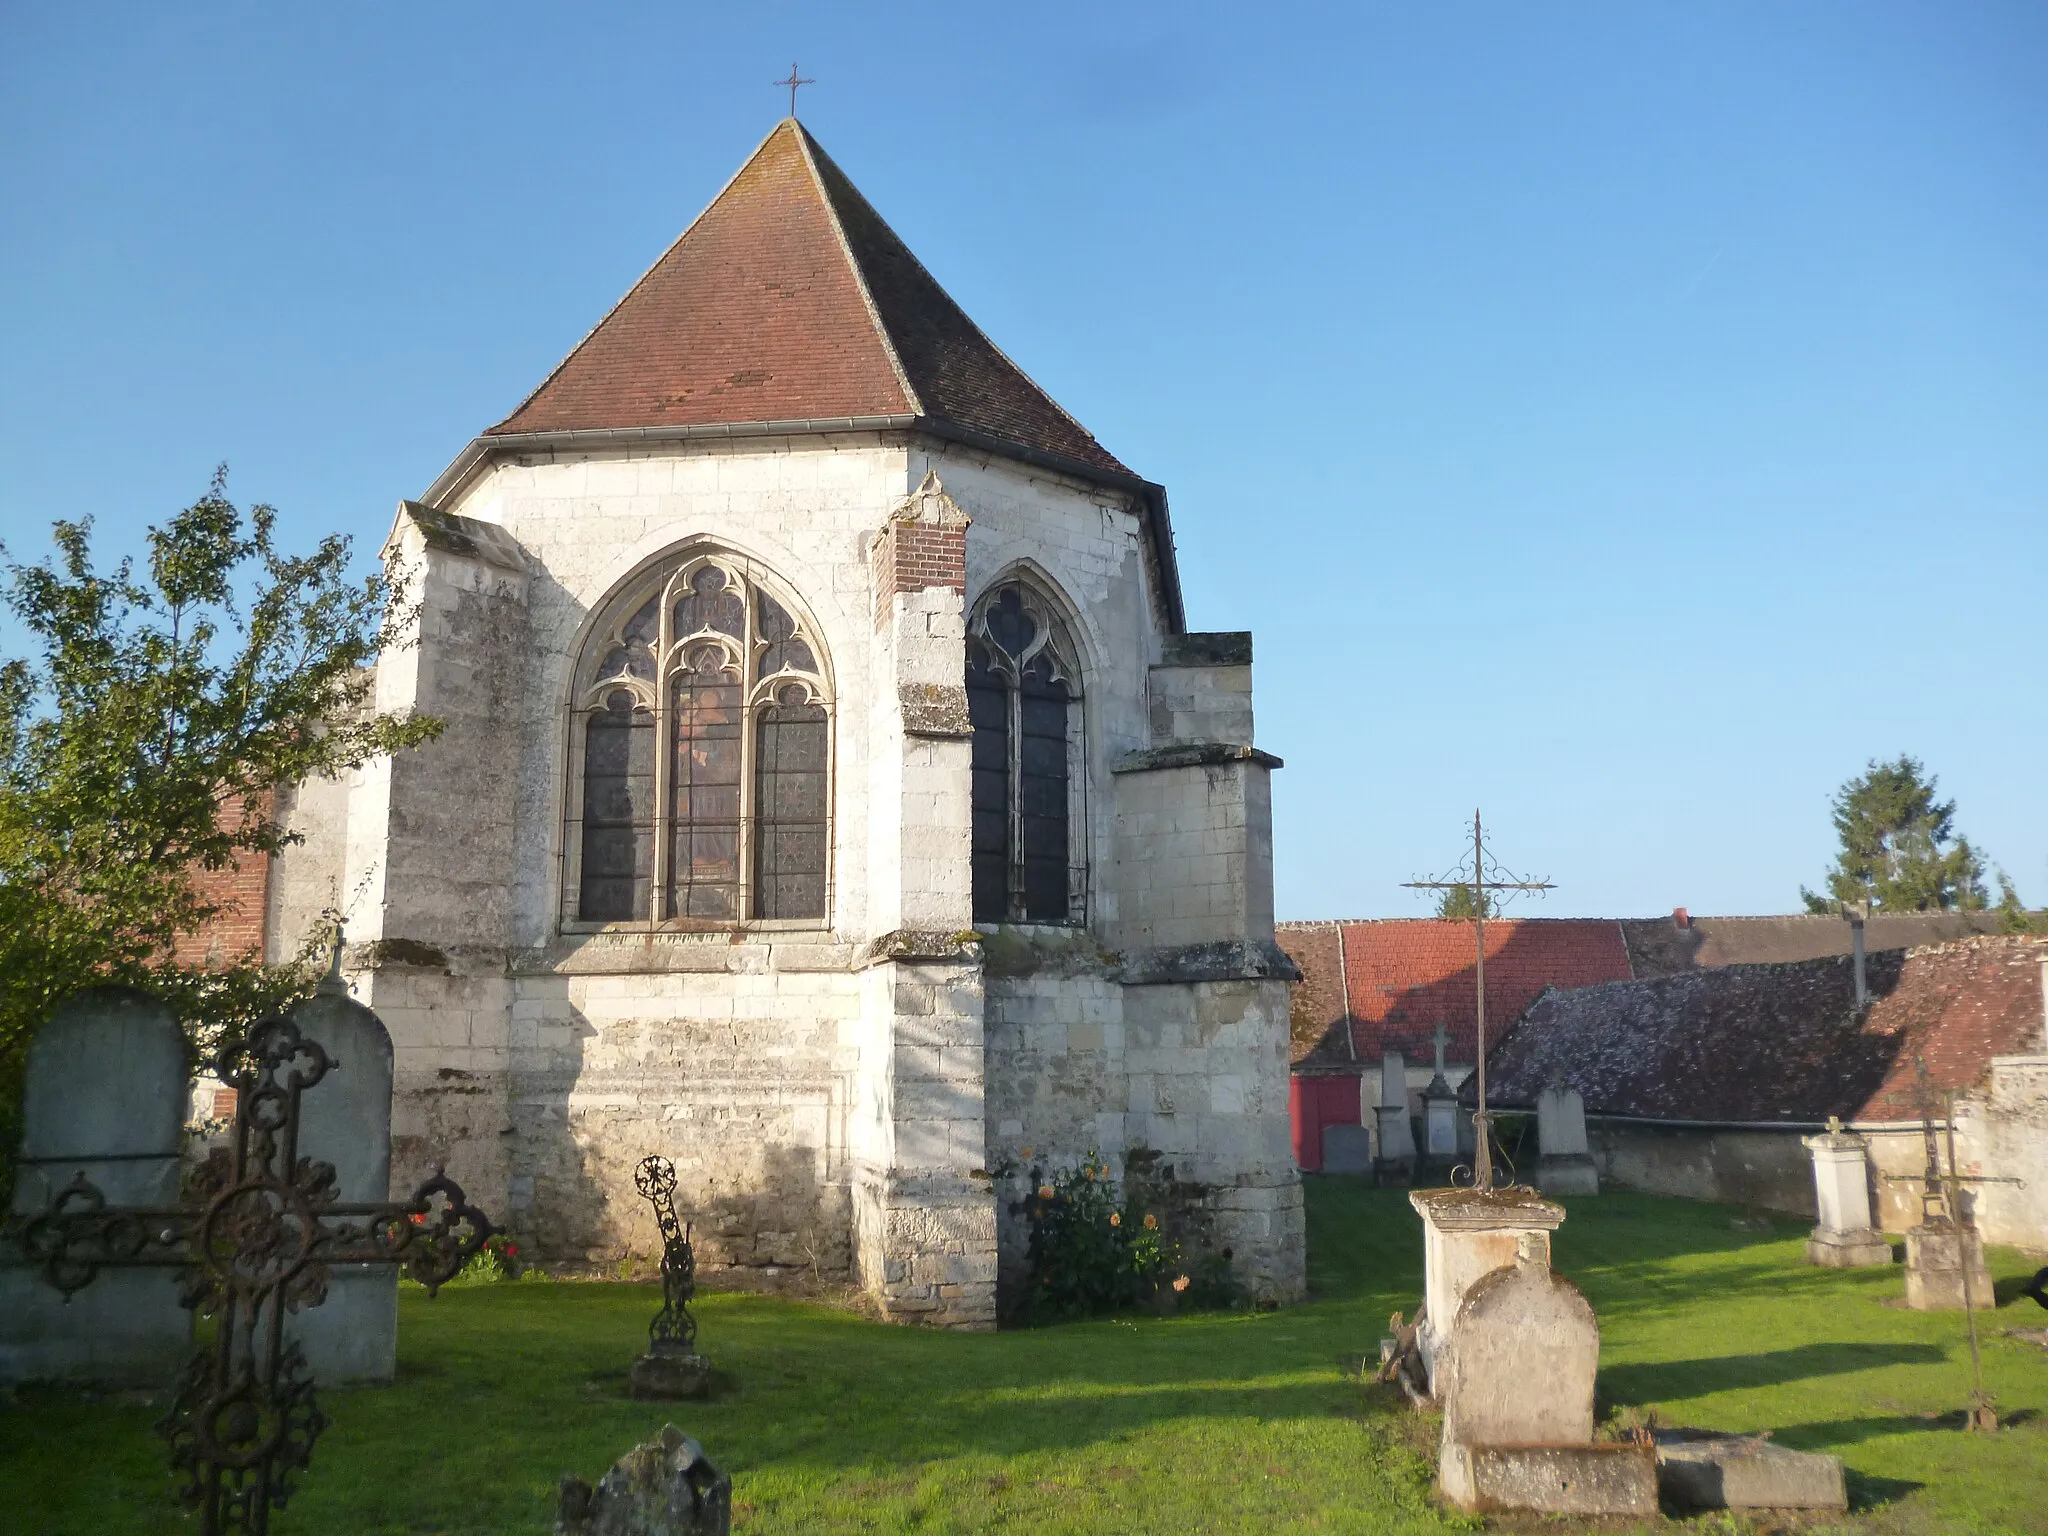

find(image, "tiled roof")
[1278,919,1634,1071]
[1485,935,2048,1123]
[487,120,1131,479]
[1619,910,2000,976]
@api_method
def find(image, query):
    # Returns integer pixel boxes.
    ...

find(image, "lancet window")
[573,554,831,926]
[967,581,1082,924]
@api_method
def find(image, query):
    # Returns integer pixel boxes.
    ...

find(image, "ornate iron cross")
[11,1009,495,1534]
[1402,810,1555,1188]
[634,1155,698,1356]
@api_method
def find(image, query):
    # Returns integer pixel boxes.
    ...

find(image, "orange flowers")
[1172,1275,1191,1293]
[1143,1213,1158,1230]
[1038,1184,1055,1201]
[1109,1211,1121,1227]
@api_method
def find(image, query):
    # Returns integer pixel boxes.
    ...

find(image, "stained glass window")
[967,581,1080,924]
[574,558,831,925]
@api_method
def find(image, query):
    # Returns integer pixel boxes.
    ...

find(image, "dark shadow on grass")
[1599,1341,1945,1403]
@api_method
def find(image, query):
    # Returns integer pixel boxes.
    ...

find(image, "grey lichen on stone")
[899,682,973,738]
[1160,631,1252,667]
[1111,742,1283,774]
[1120,939,1301,986]
[556,1423,731,1536]
[400,500,530,572]
[863,929,983,966]
[978,926,1121,979]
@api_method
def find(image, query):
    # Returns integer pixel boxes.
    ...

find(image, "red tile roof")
[487,120,1130,479]
[1279,918,1634,1070]
[1485,935,2048,1123]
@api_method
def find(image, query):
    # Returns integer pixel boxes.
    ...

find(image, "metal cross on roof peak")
[775,63,815,118]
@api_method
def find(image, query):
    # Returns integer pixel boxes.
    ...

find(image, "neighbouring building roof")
[485,119,1131,480]
[1279,919,1634,1073]
[1484,934,2048,1123]
[1619,909,2001,977]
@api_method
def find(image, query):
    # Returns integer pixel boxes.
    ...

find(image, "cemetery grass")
[3,1186,2045,1535]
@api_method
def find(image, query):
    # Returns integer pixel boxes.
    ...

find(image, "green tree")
[1436,883,1494,920]
[1800,755,1988,914]
[0,472,439,1092]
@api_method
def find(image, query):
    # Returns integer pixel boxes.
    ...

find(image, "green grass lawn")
[4,1182,2045,1534]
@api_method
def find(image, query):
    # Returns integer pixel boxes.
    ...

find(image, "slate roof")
[1619,910,2001,977]
[486,119,1130,480]
[1279,919,1635,1072]
[1484,934,2048,1123]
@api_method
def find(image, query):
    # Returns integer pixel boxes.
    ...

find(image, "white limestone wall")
[1864,1057,2048,1253]
[266,769,351,965]
[1113,763,1276,950]
[985,972,1305,1304]
[443,437,905,947]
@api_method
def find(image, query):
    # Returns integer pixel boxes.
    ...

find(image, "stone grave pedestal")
[1535,1084,1599,1197]
[1,989,193,1387]
[1904,1219,1993,1310]
[1436,1237,1656,1516]
[1374,1053,1415,1186]
[1421,1077,1458,1178]
[1801,1120,1890,1268]
[285,983,399,1383]
[1408,1186,1566,1392]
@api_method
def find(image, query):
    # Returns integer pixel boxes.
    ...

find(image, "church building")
[267,119,1304,1324]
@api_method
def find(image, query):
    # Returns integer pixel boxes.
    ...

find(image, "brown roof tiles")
[487,120,1131,479]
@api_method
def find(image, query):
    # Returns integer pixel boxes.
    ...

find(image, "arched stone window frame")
[561,546,835,932]
[966,569,1090,926]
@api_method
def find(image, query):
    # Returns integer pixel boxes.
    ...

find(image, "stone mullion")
[650,581,675,926]
[737,584,759,921]
[1005,679,1024,921]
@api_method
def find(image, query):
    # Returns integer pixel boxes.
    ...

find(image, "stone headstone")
[1904,1219,1993,1311]
[1436,1239,1656,1516]
[1535,1084,1599,1196]
[1422,1085,1459,1160]
[1408,1186,1565,1391]
[0,988,193,1386]
[557,1424,732,1536]
[1801,1119,1889,1268]
[284,983,398,1383]
[1319,1122,1373,1174]
[1375,1052,1416,1183]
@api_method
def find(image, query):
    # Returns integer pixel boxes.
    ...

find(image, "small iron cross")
[775,63,815,118]
[11,1011,494,1535]
[635,1155,699,1356]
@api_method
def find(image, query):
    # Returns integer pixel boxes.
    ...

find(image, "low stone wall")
[1587,1120,1815,1217]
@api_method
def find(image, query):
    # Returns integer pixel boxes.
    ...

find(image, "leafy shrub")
[1012,1150,1192,1321]
[452,1232,525,1284]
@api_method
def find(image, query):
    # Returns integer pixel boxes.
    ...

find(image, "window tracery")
[967,581,1083,924]
[572,554,831,926]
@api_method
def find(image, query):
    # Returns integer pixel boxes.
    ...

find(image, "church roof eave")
[418,417,1187,635]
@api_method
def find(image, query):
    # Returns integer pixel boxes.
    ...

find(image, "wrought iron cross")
[1402,810,1554,1189]
[775,63,815,118]
[10,1008,494,1534]
[634,1155,699,1356]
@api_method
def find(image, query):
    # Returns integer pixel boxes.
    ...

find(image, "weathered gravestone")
[283,974,398,1382]
[0,988,192,1386]
[557,1423,731,1536]
[1436,1236,1656,1516]
[1408,1185,1565,1391]
[1375,1052,1416,1185]
[1802,1117,1890,1268]
[1535,1083,1599,1196]
[1320,1122,1374,1173]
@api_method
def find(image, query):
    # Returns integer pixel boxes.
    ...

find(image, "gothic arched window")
[967,581,1082,924]
[572,554,831,926]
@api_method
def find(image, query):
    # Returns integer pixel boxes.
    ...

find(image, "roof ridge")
[794,124,1118,463]
[788,121,922,417]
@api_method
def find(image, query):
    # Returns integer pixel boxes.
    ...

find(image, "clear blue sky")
[3,3,2042,920]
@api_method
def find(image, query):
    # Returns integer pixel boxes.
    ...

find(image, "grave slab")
[1440,1443,1658,1516]
[1655,1430,1847,1510]
[0,988,192,1387]
[1319,1122,1373,1174]
[1535,1084,1599,1196]
[557,1423,731,1536]
[1375,1052,1415,1185]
